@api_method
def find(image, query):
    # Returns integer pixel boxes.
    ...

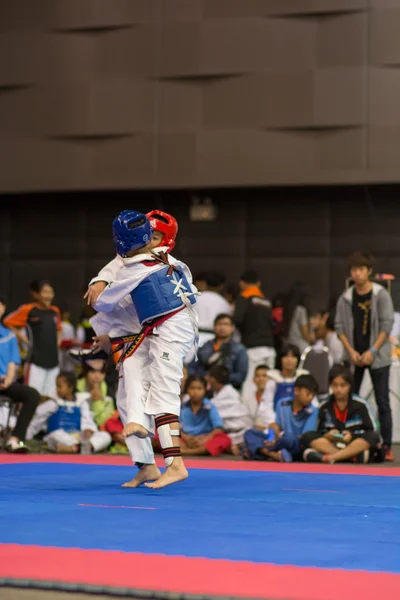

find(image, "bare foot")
[122,422,149,439]
[144,460,188,489]
[56,443,78,453]
[231,444,241,456]
[122,464,161,488]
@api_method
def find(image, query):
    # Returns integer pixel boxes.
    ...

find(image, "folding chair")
[299,345,331,402]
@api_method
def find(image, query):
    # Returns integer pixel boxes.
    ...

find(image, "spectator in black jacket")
[302,365,382,464]
[187,314,248,390]
[233,270,275,399]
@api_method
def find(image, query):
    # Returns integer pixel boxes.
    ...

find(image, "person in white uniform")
[83,210,186,488]
[26,371,111,453]
[93,210,198,489]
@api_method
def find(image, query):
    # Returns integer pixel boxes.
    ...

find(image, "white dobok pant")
[117,310,195,465]
[45,428,112,453]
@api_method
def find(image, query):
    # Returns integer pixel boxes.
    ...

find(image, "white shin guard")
[155,413,181,466]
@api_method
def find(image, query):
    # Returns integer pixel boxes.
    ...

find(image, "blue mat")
[1,463,399,573]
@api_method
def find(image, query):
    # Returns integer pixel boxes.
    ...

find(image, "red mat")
[1,543,400,600]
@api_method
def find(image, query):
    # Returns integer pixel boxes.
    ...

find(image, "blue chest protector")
[47,401,81,433]
[274,381,295,409]
[130,265,196,326]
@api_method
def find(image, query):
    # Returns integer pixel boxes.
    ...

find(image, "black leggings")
[0,383,40,441]
[353,365,392,447]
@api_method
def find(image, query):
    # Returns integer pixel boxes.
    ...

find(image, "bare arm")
[0,362,16,389]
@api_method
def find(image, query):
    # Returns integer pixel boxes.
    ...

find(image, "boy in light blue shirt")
[243,374,319,462]
[180,375,231,456]
[0,297,40,452]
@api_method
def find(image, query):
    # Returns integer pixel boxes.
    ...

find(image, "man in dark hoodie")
[335,251,394,460]
[233,270,275,399]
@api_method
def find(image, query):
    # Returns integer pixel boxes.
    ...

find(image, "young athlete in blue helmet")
[93,210,198,489]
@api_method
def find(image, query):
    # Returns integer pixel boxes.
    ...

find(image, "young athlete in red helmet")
[85,209,178,307]
[82,209,197,488]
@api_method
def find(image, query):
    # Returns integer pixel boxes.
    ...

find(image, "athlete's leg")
[145,314,194,489]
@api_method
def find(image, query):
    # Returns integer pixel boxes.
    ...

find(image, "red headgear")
[146,210,178,252]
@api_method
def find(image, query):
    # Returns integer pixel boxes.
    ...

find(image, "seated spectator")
[256,344,309,429]
[310,309,343,365]
[243,374,319,463]
[302,365,381,464]
[26,371,112,454]
[184,271,232,365]
[77,361,125,448]
[207,365,252,455]
[241,363,269,423]
[187,313,248,390]
[180,375,231,456]
[281,281,315,354]
[0,296,40,453]
[77,360,108,394]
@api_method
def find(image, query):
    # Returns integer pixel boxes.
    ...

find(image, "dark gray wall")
[2,0,400,191]
[1,186,400,322]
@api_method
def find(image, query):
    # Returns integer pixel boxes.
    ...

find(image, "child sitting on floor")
[241,363,269,425]
[302,365,382,464]
[207,365,252,455]
[243,374,319,462]
[26,371,112,454]
[180,375,231,456]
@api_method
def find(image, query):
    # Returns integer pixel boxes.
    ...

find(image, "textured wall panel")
[0,139,90,191]
[157,81,202,132]
[40,81,154,136]
[49,0,150,30]
[369,127,400,168]
[317,13,366,67]
[1,2,400,190]
[36,29,155,84]
[0,0,54,31]
[370,9,400,65]
[0,0,150,31]
[157,134,198,182]
[0,88,43,136]
[198,131,315,183]
[90,135,155,186]
[263,0,367,15]
[203,0,268,18]
[369,69,400,126]
[161,0,203,21]
[203,74,313,128]
[313,69,365,126]
[0,33,42,85]
[315,129,365,170]
[371,0,400,6]
[36,33,98,84]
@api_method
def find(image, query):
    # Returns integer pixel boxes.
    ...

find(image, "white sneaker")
[6,439,28,454]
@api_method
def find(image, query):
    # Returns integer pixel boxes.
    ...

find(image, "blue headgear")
[112,210,153,257]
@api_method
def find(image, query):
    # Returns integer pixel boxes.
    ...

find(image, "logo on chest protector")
[160,352,170,361]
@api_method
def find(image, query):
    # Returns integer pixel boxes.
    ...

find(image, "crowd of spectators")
[0,250,396,464]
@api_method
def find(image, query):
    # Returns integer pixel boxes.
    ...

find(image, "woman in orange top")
[4,280,61,398]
